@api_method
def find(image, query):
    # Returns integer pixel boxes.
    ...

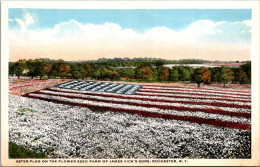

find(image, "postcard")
[1,1,259,166]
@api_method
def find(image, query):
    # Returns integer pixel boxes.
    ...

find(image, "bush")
[9,142,48,158]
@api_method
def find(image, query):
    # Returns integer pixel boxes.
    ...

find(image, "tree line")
[9,59,251,87]
[89,58,209,67]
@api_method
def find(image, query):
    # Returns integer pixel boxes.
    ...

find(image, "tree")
[107,69,120,81]
[50,61,71,78]
[236,67,247,84]
[178,66,191,81]
[220,66,234,87]
[71,63,83,79]
[59,63,71,78]
[13,60,27,79]
[161,67,170,81]
[92,69,101,80]
[201,67,211,85]
[139,65,154,81]
[70,63,91,79]
[156,66,170,81]
[241,61,251,84]
[135,64,154,81]
[27,59,37,79]
[81,63,92,79]
[34,59,52,79]
[191,68,203,87]
[99,66,107,80]
[134,65,142,80]
[171,67,179,82]
[50,61,60,78]
[9,62,16,76]
[191,67,211,87]
[119,68,135,81]
[93,65,120,81]
[210,67,222,83]
[155,60,164,81]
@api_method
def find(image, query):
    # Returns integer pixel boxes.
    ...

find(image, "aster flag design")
[22,80,251,131]
[5,4,257,163]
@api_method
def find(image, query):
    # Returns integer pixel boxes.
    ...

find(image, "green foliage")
[71,67,83,79]
[191,68,203,87]
[9,142,48,158]
[27,59,37,79]
[35,59,52,79]
[19,108,37,113]
[91,65,119,81]
[161,67,170,81]
[201,67,211,85]
[156,66,170,81]
[178,66,191,81]
[50,60,71,78]
[135,65,154,81]
[155,60,164,81]
[9,62,16,76]
[219,66,234,87]
[118,68,135,80]
[70,63,91,79]
[93,58,205,67]
[81,63,92,77]
[13,60,28,79]
[191,67,211,87]
[170,67,179,81]
[8,58,250,85]
[234,67,247,84]
[155,60,164,67]
[241,61,251,84]
[106,69,120,81]
[209,67,222,82]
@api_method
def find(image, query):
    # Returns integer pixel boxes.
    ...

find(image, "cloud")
[203,20,251,43]
[9,19,251,62]
[216,21,227,25]
[242,20,251,27]
[242,20,252,33]
[24,13,34,25]
[15,18,26,31]
[14,13,34,32]
[182,20,216,38]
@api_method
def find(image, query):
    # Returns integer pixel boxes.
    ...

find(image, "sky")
[9,9,252,62]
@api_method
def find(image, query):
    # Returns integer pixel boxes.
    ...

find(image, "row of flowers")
[139,89,250,100]
[49,87,251,107]
[135,92,251,103]
[141,87,251,97]
[9,94,251,158]
[9,79,66,95]
[41,90,251,114]
[142,85,251,93]
[9,77,34,84]
[23,92,251,128]
[34,89,251,118]
[9,79,56,89]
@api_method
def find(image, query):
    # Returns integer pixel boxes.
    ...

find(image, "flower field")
[9,79,251,158]
[9,77,68,95]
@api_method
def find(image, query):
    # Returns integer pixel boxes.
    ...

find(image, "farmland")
[8,78,251,158]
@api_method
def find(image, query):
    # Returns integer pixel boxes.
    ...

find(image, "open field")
[8,78,251,158]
